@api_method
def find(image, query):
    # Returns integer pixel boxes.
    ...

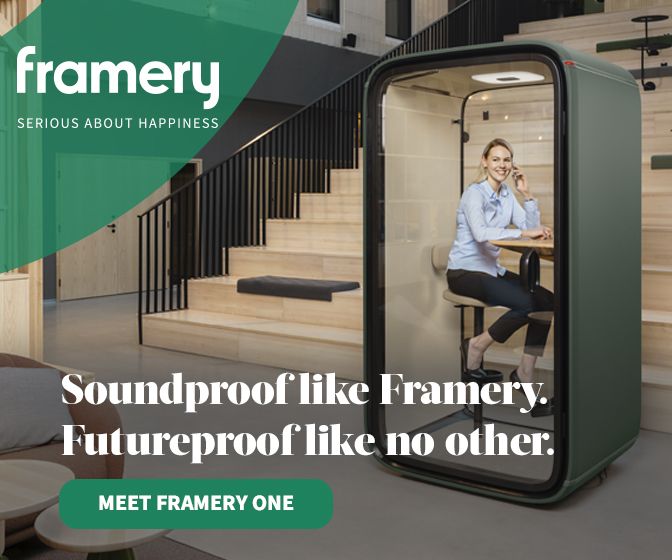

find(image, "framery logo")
[16,46,220,110]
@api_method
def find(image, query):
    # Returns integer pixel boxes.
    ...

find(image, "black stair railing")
[137,0,568,342]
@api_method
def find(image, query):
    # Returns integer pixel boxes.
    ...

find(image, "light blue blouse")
[447,179,541,277]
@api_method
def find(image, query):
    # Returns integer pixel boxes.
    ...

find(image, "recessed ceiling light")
[504,115,509,120]
[471,71,545,85]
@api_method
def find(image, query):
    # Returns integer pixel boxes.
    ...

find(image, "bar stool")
[431,244,503,431]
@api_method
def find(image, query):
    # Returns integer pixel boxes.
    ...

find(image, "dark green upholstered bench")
[596,34,672,53]
[651,155,672,169]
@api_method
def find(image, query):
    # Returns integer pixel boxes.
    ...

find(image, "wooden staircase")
[507,2,672,432]
[142,165,366,380]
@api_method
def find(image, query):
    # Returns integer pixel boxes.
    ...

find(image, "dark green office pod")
[363,41,641,503]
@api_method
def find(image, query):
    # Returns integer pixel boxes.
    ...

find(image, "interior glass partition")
[369,54,561,491]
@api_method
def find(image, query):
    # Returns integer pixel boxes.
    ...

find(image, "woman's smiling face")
[482,145,512,187]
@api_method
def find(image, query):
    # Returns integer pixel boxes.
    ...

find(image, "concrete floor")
[43,294,672,560]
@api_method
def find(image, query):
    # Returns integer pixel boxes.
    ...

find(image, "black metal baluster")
[213,167,221,274]
[233,154,240,246]
[204,173,212,276]
[287,122,293,217]
[229,159,236,244]
[153,208,158,312]
[266,130,276,219]
[288,122,292,215]
[226,161,234,257]
[218,165,226,274]
[325,93,332,194]
[255,141,261,244]
[196,176,203,277]
[246,149,252,245]
[137,215,143,343]
[262,136,267,244]
[161,201,166,312]
[286,121,291,217]
[297,113,303,198]
[239,154,245,247]
[224,181,230,275]
[175,193,182,309]
[302,110,309,195]
[307,109,312,192]
[281,124,288,218]
[185,187,192,308]
[334,87,341,170]
[145,211,150,314]
[348,79,355,168]
[209,171,216,275]
[168,198,174,310]
[188,180,194,285]
[245,150,252,246]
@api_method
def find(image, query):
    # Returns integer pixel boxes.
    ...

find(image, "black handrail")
[137,0,582,343]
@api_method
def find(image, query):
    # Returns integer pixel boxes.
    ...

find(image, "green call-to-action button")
[60,479,332,529]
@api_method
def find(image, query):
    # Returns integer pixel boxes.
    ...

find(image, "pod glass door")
[367,53,563,493]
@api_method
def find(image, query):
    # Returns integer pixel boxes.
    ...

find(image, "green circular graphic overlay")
[0,0,297,272]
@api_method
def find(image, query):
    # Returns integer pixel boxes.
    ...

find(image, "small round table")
[35,504,169,560]
[0,460,74,559]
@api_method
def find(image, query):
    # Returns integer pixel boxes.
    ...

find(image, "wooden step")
[642,364,672,433]
[642,192,672,228]
[142,310,364,380]
[642,113,672,141]
[517,27,672,57]
[513,15,672,42]
[643,163,672,194]
[266,219,362,251]
[517,5,672,34]
[512,11,672,72]
[229,247,362,283]
[189,276,362,330]
[643,227,672,267]
[330,169,363,194]
[300,193,362,222]
[643,265,672,312]
[642,309,672,367]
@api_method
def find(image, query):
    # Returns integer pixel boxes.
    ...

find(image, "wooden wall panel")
[2,1,43,360]
[606,0,672,13]
[0,273,31,357]
[0,0,19,28]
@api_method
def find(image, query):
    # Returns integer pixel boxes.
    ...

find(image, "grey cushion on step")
[237,276,360,301]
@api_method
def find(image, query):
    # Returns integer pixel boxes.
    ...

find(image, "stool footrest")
[462,368,503,383]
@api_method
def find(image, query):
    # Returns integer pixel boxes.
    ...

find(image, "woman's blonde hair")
[472,138,514,183]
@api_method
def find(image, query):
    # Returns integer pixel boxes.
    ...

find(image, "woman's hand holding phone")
[512,164,529,198]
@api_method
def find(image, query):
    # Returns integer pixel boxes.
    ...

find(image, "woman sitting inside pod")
[446,138,554,416]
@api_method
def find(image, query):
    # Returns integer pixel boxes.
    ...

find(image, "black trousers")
[446,269,554,357]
